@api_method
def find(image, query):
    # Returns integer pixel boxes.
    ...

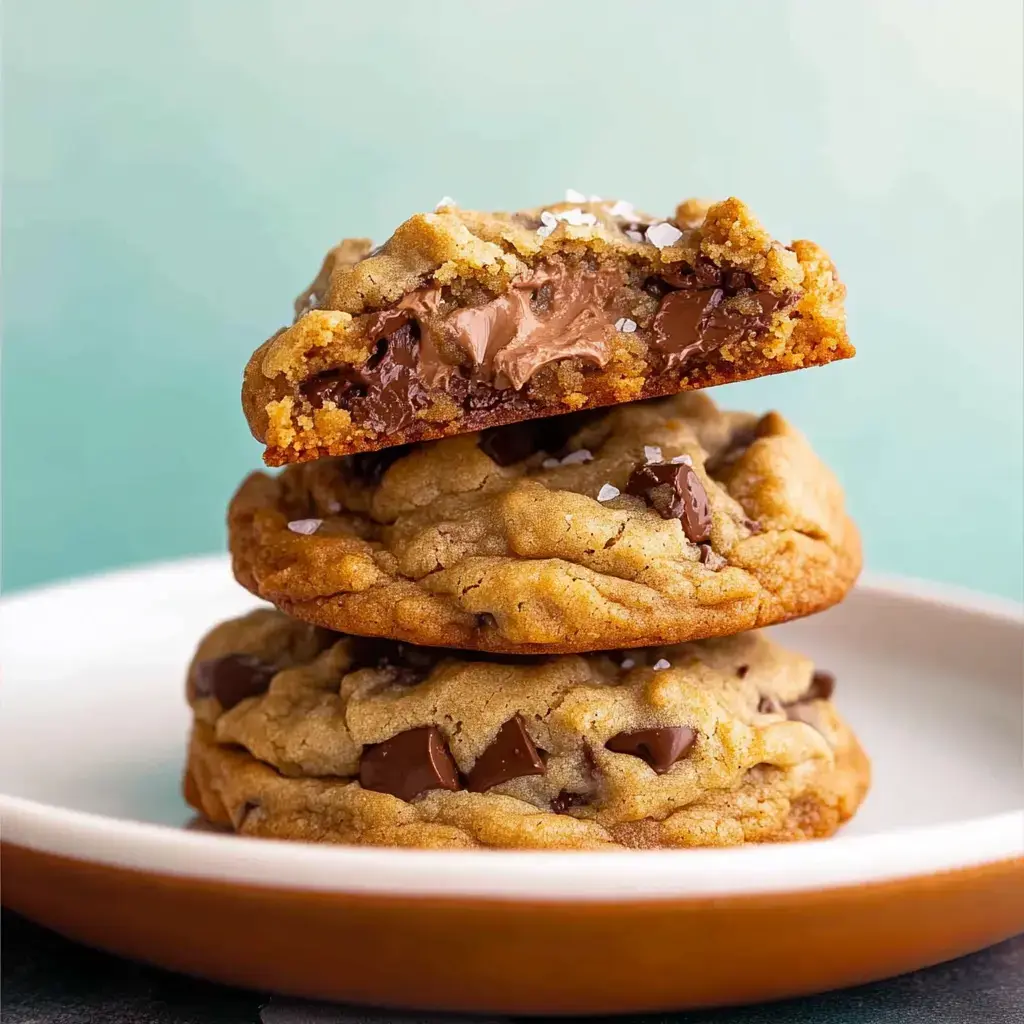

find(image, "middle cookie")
[229,392,860,653]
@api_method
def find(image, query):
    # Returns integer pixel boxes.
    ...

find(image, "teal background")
[3,1,1022,599]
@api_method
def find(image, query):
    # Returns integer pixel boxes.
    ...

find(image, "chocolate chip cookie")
[229,393,861,654]
[243,195,851,464]
[183,609,869,849]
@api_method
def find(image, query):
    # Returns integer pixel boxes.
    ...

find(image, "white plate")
[1,556,1022,1012]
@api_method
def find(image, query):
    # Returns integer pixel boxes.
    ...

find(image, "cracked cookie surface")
[229,392,861,654]
[242,196,851,464]
[184,609,870,850]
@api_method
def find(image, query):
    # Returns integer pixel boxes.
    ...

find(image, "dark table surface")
[2,909,1021,1024]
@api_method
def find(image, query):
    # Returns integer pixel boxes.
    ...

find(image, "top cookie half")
[243,196,852,464]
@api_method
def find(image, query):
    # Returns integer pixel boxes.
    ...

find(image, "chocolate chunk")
[347,444,413,485]
[723,268,756,293]
[652,288,725,370]
[705,422,760,476]
[698,543,727,570]
[642,275,673,299]
[542,408,603,456]
[231,800,260,830]
[806,670,836,702]
[302,370,359,410]
[302,320,430,435]
[359,726,461,802]
[466,715,546,792]
[662,259,752,296]
[347,636,545,681]
[651,257,797,372]
[192,654,277,710]
[479,422,543,466]
[625,461,712,543]
[699,292,789,351]
[347,636,444,685]
[782,671,836,728]
[355,322,431,433]
[736,665,750,679]
[478,409,602,466]
[605,726,696,773]
[550,790,590,814]
[694,259,724,288]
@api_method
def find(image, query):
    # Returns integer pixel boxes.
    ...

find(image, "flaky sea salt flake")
[614,317,637,333]
[564,188,587,203]
[646,222,683,248]
[608,200,636,219]
[537,210,559,238]
[644,445,663,464]
[670,454,693,465]
[542,457,561,469]
[560,448,593,465]
[434,196,457,211]
[556,208,597,227]
[652,658,671,671]
[620,658,636,670]
[597,483,620,502]
[287,518,323,536]
[624,229,644,243]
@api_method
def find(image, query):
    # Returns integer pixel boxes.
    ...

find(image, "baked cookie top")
[243,195,851,464]
[229,393,861,653]
[184,609,869,849]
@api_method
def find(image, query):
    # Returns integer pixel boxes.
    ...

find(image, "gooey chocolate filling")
[301,256,797,435]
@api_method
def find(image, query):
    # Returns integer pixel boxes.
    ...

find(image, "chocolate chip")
[359,726,461,801]
[736,665,749,679]
[550,790,590,814]
[806,670,836,702]
[192,654,277,710]
[466,715,546,792]
[625,462,712,543]
[605,726,696,773]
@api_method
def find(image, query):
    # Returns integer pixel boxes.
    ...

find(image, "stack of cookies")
[184,194,870,849]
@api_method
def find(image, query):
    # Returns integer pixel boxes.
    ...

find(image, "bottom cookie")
[182,610,869,850]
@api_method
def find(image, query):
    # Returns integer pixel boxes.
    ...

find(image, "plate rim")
[1,556,1022,902]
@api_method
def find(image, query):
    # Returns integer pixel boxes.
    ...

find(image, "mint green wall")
[4,1,1022,599]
